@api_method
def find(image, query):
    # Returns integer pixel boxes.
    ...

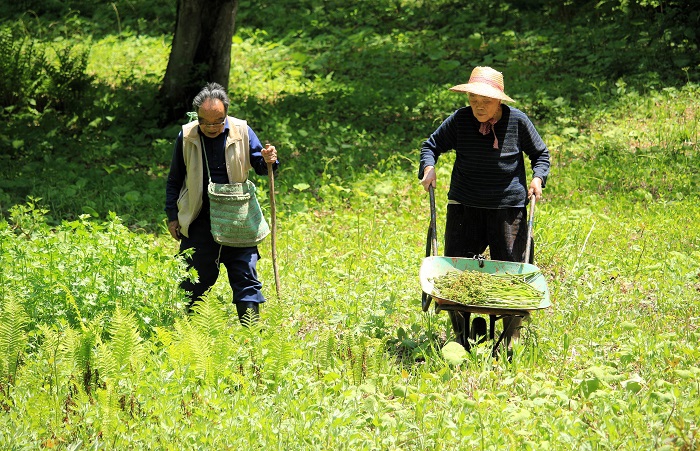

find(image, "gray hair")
[192,82,230,112]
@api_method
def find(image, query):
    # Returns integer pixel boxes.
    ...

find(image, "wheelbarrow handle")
[429,185,438,257]
[524,194,536,265]
[422,185,439,312]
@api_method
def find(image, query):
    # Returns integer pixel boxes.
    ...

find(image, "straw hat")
[449,66,514,102]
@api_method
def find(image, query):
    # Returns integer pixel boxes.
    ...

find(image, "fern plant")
[314,331,387,386]
[0,297,30,398]
[165,293,233,384]
[96,306,146,382]
[262,332,293,385]
[36,322,83,430]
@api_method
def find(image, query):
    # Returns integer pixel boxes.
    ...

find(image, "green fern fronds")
[58,324,100,393]
[98,307,146,380]
[364,338,386,380]
[239,308,261,330]
[92,378,121,437]
[55,283,86,331]
[74,329,97,369]
[315,329,337,372]
[264,335,292,382]
[189,293,228,339]
[0,297,30,385]
[153,326,174,348]
[169,318,215,382]
[95,346,118,386]
[351,343,364,384]
[331,332,385,385]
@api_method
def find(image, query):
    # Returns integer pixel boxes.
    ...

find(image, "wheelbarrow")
[420,186,550,356]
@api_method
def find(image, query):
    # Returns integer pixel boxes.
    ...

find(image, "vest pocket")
[176,186,189,210]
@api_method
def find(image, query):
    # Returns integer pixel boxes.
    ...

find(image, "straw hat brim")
[449,82,515,103]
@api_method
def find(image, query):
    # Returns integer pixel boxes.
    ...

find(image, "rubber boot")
[502,315,523,361]
[236,301,260,326]
[470,316,487,344]
[502,316,522,343]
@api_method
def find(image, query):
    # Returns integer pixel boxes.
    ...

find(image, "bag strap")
[200,119,249,184]
[200,135,213,184]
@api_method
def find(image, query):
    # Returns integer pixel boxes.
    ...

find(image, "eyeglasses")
[198,120,225,129]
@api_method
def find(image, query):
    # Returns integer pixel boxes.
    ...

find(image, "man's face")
[468,93,501,122]
[197,98,227,138]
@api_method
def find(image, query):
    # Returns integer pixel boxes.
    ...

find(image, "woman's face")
[197,98,227,138]
[468,93,501,122]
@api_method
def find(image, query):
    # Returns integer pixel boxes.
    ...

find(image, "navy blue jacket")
[419,105,550,208]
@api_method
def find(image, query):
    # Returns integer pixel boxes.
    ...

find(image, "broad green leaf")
[442,341,467,366]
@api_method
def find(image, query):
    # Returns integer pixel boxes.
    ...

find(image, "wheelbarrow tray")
[420,256,551,315]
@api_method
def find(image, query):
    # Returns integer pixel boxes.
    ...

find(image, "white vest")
[176,117,251,237]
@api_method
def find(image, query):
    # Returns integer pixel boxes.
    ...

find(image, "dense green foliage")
[0,0,699,448]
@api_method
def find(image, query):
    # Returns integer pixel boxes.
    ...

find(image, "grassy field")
[1,0,699,448]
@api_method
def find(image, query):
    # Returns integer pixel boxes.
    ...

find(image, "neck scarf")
[479,118,499,149]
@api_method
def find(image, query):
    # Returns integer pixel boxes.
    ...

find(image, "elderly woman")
[418,66,550,347]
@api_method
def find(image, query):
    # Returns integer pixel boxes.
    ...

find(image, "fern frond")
[0,297,30,381]
[54,283,86,331]
[100,307,145,379]
[364,338,385,380]
[95,346,118,383]
[170,318,214,382]
[314,329,337,372]
[239,308,261,330]
[72,328,98,372]
[93,378,121,432]
[264,335,292,382]
[153,326,174,348]
[351,343,364,384]
[189,293,228,339]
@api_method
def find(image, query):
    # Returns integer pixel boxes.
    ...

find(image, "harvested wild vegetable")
[431,270,544,309]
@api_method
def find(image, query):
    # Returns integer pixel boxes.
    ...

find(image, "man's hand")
[420,166,436,191]
[168,219,181,241]
[262,142,277,164]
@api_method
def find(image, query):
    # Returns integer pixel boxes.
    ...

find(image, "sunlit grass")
[1,1,700,448]
[87,34,170,86]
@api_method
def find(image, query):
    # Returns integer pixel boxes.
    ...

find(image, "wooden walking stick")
[265,142,281,297]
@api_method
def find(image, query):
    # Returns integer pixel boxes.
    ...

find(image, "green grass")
[2,178,699,448]
[1,0,699,448]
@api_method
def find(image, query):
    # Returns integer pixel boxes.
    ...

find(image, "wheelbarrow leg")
[448,310,471,350]
[489,315,497,342]
[492,314,524,359]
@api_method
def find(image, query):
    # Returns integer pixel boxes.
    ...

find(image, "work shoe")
[470,316,487,343]
[236,301,260,326]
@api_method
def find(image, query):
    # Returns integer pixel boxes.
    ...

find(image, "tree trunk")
[159,0,239,124]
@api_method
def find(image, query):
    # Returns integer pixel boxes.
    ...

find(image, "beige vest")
[176,117,251,237]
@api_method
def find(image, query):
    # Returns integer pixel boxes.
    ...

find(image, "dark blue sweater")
[419,105,550,208]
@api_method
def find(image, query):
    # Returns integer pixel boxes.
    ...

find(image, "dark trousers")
[179,216,265,315]
[443,204,532,345]
[443,203,532,262]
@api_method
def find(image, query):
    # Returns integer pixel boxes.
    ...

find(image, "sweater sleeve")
[418,111,458,179]
[248,126,279,176]
[518,116,550,188]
